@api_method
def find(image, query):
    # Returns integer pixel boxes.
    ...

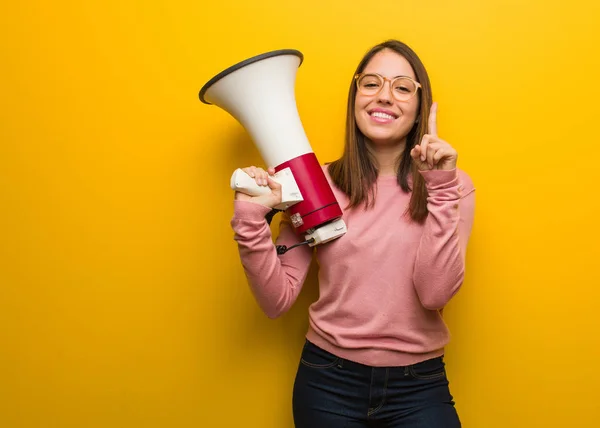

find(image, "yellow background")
[1,0,599,427]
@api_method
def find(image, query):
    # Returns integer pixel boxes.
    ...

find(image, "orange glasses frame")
[354,73,422,101]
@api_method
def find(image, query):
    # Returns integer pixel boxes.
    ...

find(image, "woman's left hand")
[410,102,458,171]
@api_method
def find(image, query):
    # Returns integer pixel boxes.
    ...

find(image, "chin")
[359,121,411,145]
[364,131,406,146]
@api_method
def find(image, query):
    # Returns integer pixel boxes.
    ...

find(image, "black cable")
[264,208,314,254]
[276,238,315,255]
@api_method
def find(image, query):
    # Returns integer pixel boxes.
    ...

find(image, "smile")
[370,111,396,120]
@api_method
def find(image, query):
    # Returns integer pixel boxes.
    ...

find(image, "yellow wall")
[1,1,599,427]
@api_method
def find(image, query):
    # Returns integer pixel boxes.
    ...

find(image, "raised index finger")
[428,102,438,137]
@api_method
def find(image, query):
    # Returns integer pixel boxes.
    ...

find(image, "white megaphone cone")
[199,49,346,249]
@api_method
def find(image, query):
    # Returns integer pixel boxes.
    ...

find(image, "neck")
[366,139,406,176]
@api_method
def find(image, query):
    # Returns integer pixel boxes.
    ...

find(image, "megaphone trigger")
[230,167,305,211]
[230,168,272,197]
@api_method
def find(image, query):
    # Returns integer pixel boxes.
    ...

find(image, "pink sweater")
[230,166,476,367]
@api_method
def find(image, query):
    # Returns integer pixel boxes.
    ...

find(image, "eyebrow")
[366,72,413,79]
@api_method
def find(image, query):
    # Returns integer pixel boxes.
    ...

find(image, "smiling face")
[354,49,420,148]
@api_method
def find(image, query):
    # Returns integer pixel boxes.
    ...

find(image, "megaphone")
[199,49,347,249]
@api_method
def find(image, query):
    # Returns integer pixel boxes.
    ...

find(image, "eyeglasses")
[354,73,421,101]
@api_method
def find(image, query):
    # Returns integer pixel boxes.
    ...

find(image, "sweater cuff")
[419,168,458,190]
[233,200,274,222]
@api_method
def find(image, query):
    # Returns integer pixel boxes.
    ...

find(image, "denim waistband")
[304,339,445,375]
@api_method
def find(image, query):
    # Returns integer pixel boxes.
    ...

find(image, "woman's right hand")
[234,166,282,209]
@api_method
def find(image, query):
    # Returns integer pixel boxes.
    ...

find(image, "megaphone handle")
[230,168,272,196]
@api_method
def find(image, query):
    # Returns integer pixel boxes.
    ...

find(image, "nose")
[377,80,393,104]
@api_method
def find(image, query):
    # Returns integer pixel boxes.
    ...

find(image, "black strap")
[265,208,283,225]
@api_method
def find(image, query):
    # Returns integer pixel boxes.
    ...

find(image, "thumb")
[267,176,282,194]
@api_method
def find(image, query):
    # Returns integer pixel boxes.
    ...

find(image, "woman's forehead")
[363,50,415,79]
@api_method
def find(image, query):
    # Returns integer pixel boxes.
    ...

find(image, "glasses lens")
[392,77,417,100]
[357,74,382,95]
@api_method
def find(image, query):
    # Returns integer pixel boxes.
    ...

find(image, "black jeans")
[293,340,461,427]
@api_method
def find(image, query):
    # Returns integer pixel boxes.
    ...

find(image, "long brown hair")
[328,40,432,223]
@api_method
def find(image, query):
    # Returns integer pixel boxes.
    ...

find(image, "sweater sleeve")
[230,200,314,319]
[412,168,476,310]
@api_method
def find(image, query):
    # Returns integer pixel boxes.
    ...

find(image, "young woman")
[231,39,475,427]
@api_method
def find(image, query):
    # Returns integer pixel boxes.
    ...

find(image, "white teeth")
[371,112,395,120]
